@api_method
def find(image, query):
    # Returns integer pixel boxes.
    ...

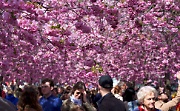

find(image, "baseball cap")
[99,75,113,88]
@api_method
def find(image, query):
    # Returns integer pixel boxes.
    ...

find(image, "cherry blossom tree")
[0,0,179,85]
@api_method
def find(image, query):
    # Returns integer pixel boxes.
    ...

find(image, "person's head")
[17,85,42,111]
[61,91,71,100]
[7,88,14,95]
[158,87,165,94]
[41,78,54,87]
[123,87,136,102]
[41,78,54,97]
[61,99,85,111]
[111,85,121,94]
[58,86,64,94]
[71,81,86,99]
[158,92,168,102]
[137,86,158,110]
[52,87,58,97]
[14,88,23,98]
[98,75,113,95]
[61,86,72,100]
[117,81,127,93]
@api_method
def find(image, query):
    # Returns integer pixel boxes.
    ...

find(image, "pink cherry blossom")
[0,0,179,86]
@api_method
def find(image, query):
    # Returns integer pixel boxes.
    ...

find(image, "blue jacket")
[5,94,18,106]
[39,95,62,111]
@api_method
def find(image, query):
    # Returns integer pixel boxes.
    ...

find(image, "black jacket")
[97,93,126,111]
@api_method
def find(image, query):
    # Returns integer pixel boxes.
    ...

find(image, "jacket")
[5,94,18,106]
[0,97,17,111]
[133,106,160,111]
[62,99,96,111]
[155,85,180,111]
[97,93,126,111]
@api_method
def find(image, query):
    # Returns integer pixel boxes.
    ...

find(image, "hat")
[99,75,113,88]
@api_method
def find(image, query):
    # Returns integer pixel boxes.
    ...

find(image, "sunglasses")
[41,86,49,88]
[75,91,82,95]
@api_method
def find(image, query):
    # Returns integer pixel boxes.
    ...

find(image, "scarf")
[138,106,159,111]
[70,95,82,106]
[138,106,145,111]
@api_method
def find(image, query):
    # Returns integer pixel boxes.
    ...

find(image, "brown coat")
[62,99,97,111]
[155,85,180,111]
[17,104,43,111]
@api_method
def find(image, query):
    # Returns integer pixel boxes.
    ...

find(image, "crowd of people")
[0,71,180,111]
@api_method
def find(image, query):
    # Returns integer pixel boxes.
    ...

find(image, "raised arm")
[159,71,180,111]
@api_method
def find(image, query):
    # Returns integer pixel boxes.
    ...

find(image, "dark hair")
[38,86,43,97]
[17,85,42,111]
[123,87,136,102]
[14,88,23,98]
[41,78,54,87]
[71,81,86,94]
[53,87,58,95]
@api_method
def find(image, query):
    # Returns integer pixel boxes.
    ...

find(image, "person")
[0,97,17,111]
[91,89,102,109]
[37,86,43,99]
[0,82,6,98]
[0,76,6,98]
[5,87,18,107]
[111,85,123,101]
[133,86,160,111]
[123,87,138,111]
[61,99,85,111]
[61,85,72,102]
[155,71,180,111]
[97,75,126,111]
[52,86,59,97]
[57,86,64,98]
[62,81,96,111]
[17,85,43,111]
[61,90,71,102]
[39,78,62,111]
[118,81,128,96]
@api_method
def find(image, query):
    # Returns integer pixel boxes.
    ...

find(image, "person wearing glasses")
[133,86,160,111]
[39,78,62,111]
[61,81,96,111]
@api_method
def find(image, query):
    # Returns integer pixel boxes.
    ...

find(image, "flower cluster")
[0,0,179,85]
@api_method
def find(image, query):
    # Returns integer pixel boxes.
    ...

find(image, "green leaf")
[51,24,61,29]
[78,0,83,2]
[59,39,65,44]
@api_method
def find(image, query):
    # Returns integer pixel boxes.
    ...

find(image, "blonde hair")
[137,86,157,104]
[113,85,121,94]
